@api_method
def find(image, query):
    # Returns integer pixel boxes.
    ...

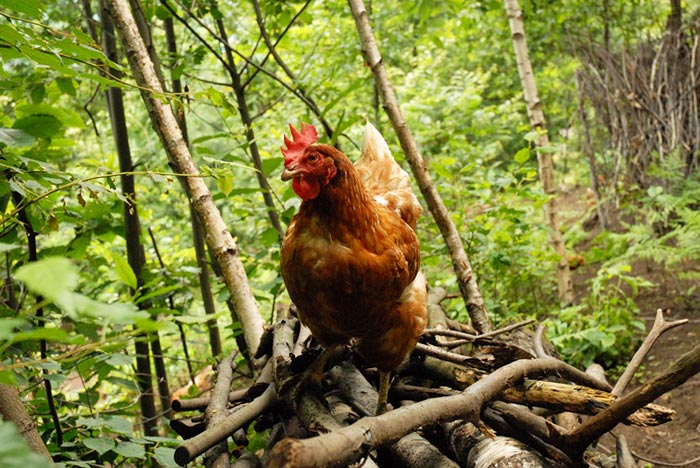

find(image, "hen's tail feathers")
[355,122,422,229]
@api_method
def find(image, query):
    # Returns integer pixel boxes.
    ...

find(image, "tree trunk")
[104,0,266,360]
[163,17,223,359]
[0,384,52,460]
[503,0,574,305]
[100,0,159,436]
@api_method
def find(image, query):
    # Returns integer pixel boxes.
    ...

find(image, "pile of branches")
[169,289,700,468]
[577,22,700,189]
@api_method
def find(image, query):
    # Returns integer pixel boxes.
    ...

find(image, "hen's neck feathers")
[300,145,380,232]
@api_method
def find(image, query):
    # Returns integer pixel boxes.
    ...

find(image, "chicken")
[279,122,427,414]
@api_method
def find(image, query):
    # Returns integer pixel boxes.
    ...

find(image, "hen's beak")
[281,166,301,181]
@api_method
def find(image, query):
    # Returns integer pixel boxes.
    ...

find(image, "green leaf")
[154,447,178,467]
[0,319,27,340]
[0,24,25,44]
[216,174,234,196]
[0,0,42,16]
[77,416,133,435]
[10,327,77,345]
[13,115,62,138]
[0,129,35,148]
[0,420,53,468]
[113,254,137,289]
[56,77,76,97]
[15,257,79,302]
[261,157,284,176]
[0,371,17,385]
[83,437,115,455]
[113,441,145,459]
[15,103,84,129]
[513,147,530,163]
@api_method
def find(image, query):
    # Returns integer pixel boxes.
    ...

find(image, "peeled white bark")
[504,0,574,305]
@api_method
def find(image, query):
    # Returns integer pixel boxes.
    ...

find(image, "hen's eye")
[307,154,319,163]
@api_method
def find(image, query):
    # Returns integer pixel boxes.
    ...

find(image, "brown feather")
[281,125,426,373]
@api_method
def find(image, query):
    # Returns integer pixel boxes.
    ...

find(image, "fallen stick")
[613,308,687,395]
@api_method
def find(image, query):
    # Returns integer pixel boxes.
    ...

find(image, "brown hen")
[279,122,427,414]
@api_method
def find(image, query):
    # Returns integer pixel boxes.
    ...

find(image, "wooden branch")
[565,342,700,456]
[413,343,494,369]
[423,318,536,342]
[205,352,237,468]
[387,432,459,468]
[104,0,265,358]
[174,363,275,466]
[172,388,250,412]
[267,357,599,467]
[502,380,672,426]
[348,0,492,333]
[271,316,340,435]
[613,308,688,395]
[483,404,571,465]
[0,383,52,460]
[328,363,455,468]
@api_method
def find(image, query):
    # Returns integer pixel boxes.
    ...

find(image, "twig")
[172,388,250,413]
[413,342,493,369]
[534,324,549,358]
[613,308,688,395]
[148,226,195,384]
[615,434,636,468]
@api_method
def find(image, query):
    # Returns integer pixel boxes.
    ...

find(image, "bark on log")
[502,380,674,426]
[267,357,599,467]
[467,436,547,468]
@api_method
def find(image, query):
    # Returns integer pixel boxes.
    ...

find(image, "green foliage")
[0,0,694,465]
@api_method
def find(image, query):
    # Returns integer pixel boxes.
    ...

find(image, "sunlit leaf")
[114,254,137,289]
[15,257,79,302]
[0,0,42,16]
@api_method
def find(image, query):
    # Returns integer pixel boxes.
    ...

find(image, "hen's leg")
[299,344,343,388]
[376,371,391,415]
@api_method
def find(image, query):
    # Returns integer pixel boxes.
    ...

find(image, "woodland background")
[0,0,699,466]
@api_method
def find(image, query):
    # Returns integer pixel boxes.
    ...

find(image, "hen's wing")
[354,122,422,229]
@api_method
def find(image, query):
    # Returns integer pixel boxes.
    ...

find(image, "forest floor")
[560,186,700,467]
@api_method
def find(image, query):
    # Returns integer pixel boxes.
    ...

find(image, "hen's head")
[281,123,337,201]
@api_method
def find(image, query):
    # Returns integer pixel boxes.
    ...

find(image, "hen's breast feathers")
[355,123,422,229]
[280,123,427,367]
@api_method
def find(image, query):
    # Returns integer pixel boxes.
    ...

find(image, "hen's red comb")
[281,123,318,165]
